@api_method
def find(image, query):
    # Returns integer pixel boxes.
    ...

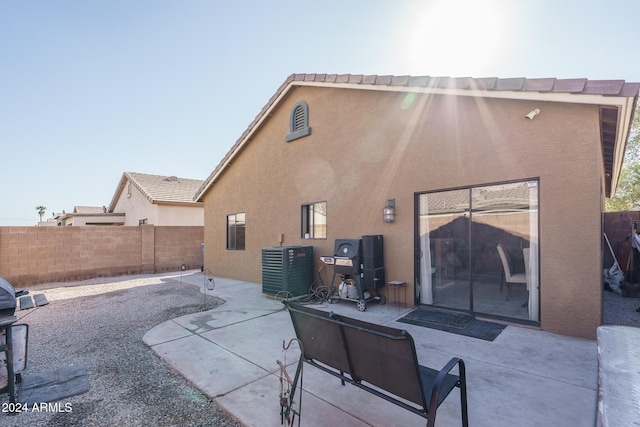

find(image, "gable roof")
[195,73,640,201]
[109,172,204,212]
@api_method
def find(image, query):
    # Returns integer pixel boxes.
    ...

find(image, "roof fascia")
[195,79,637,201]
[109,172,158,212]
[108,173,129,213]
[195,82,297,201]
[153,200,204,207]
[127,173,156,204]
[610,96,637,196]
[294,80,632,107]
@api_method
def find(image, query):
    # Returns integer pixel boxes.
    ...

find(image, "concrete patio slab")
[145,271,600,426]
[143,319,194,346]
[216,372,371,427]
[150,333,270,398]
[199,309,297,372]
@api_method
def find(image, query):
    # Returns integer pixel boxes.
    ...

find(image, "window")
[138,219,148,225]
[227,213,245,250]
[285,101,311,142]
[301,202,326,239]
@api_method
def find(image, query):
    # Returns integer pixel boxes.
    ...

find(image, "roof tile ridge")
[126,172,156,203]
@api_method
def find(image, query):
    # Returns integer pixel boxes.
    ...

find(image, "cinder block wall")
[154,226,205,273]
[0,225,203,288]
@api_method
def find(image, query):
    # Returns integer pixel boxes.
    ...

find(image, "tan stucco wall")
[64,214,125,226]
[203,86,604,338]
[113,182,159,225]
[156,204,204,226]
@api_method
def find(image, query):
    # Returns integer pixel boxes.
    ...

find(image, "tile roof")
[195,73,640,201]
[109,172,204,212]
[285,73,640,96]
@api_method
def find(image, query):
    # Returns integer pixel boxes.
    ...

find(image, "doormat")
[398,307,506,342]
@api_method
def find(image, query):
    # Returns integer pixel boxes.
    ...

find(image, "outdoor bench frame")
[283,301,468,427]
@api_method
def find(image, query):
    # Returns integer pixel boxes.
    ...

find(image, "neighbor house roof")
[195,73,640,201]
[73,206,106,214]
[109,172,204,212]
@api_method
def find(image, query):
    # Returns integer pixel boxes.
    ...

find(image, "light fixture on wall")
[525,108,540,120]
[383,199,395,223]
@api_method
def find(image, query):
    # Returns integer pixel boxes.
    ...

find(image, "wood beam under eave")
[600,106,620,197]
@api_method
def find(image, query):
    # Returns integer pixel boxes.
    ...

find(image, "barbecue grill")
[320,236,386,311]
[0,277,89,410]
[0,277,29,317]
[0,277,29,405]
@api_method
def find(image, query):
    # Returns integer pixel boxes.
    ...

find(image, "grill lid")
[0,277,17,316]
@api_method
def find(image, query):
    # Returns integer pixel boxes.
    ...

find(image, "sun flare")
[397,0,515,77]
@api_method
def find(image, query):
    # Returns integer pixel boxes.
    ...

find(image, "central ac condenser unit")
[262,246,314,297]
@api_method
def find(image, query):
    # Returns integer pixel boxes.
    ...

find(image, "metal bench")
[282,301,468,427]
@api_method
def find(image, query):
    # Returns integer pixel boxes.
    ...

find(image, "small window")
[138,219,148,225]
[301,202,326,239]
[286,101,311,142]
[227,213,246,250]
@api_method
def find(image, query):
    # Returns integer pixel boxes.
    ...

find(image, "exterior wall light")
[383,199,395,223]
[525,109,540,120]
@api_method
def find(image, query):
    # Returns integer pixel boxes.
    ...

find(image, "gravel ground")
[603,289,640,327]
[1,272,241,427]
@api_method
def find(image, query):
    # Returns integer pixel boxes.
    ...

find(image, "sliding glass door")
[417,180,539,322]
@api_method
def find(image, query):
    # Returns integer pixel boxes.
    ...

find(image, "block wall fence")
[0,225,204,288]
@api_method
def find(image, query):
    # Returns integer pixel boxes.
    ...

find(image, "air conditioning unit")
[262,246,314,297]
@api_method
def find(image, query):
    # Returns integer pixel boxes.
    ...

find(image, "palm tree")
[36,205,47,222]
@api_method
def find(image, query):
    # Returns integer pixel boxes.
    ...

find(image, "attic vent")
[165,176,180,182]
[293,106,305,129]
[285,101,311,142]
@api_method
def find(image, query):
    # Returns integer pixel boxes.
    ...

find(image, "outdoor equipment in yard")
[603,233,624,295]
[280,301,469,427]
[0,277,89,412]
[320,235,386,311]
[262,246,314,298]
[0,278,28,318]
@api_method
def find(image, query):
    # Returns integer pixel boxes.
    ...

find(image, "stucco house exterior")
[55,206,125,226]
[195,73,639,339]
[109,172,204,226]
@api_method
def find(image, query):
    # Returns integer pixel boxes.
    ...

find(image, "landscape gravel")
[1,271,241,427]
[603,288,640,327]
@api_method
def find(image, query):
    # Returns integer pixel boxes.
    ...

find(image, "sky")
[2,0,640,225]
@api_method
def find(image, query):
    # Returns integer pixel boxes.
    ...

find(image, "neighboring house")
[109,172,204,226]
[56,206,125,226]
[38,216,60,227]
[195,73,639,339]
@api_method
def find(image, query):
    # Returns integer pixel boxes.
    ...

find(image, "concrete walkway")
[144,273,597,427]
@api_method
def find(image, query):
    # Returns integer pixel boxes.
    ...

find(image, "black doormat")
[398,307,506,342]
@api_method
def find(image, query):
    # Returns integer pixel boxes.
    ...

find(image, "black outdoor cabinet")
[362,234,385,290]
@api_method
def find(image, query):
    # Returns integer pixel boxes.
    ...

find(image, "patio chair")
[497,244,527,300]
